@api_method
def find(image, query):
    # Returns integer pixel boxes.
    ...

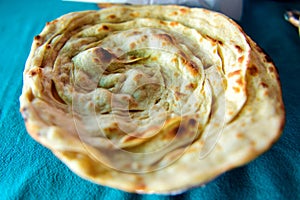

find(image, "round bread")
[20,5,285,194]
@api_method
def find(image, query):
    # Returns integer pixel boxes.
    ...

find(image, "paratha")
[20,5,285,194]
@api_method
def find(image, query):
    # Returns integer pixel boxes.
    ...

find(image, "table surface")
[0,0,299,199]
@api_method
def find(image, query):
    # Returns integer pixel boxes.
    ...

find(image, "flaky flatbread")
[20,5,284,194]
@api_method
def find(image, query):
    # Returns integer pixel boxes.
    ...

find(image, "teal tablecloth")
[0,0,299,199]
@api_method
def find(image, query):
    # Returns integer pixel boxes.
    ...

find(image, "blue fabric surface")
[0,0,299,199]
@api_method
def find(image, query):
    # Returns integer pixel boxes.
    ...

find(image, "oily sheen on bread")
[20,5,285,194]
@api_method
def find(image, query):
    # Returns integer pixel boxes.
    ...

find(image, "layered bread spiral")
[20,5,285,194]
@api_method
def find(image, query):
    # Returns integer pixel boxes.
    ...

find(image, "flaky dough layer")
[20,5,284,194]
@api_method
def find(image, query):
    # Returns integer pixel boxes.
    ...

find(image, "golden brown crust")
[20,5,285,194]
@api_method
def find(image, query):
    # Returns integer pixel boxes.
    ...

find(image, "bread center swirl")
[69,28,210,143]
